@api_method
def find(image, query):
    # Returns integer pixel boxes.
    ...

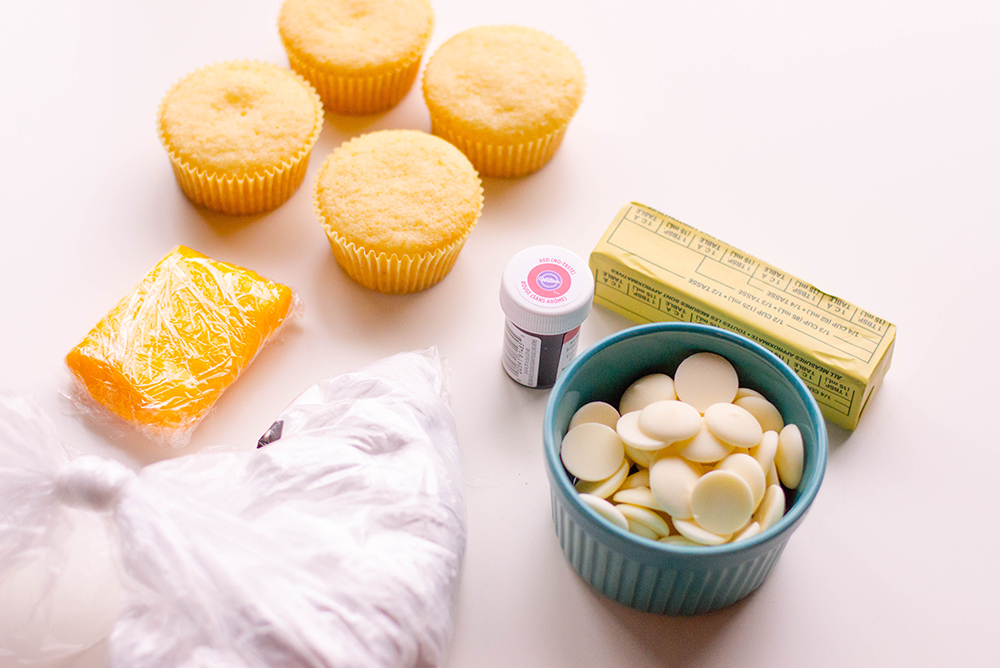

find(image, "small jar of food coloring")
[499,246,595,389]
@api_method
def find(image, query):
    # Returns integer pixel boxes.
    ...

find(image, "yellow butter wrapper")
[590,203,896,430]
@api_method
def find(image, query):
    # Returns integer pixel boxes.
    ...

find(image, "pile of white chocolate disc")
[560,352,805,546]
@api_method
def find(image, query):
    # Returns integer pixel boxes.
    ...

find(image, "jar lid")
[499,245,595,335]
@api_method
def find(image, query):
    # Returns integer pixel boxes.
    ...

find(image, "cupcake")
[314,130,483,293]
[278,0,434,115]
[157,60,323,215]
[422,26,585,178]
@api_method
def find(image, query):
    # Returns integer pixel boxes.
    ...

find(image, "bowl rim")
[543,322,828,555]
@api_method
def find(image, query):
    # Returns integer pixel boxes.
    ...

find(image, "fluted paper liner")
[284,43,423,116]
[320,225,471,295]
[430,119,569,178]
[157,61,324,215]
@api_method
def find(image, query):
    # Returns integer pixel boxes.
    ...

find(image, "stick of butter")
[590,202,895,430]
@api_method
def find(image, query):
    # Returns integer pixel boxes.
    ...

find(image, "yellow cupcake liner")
[284,43,423,116]
[429,118,569,178]
[157,60,324,215]
[321,226,471,294]
[165,153,315,215]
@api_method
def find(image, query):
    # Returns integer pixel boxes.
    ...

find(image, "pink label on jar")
[527,263,572,299]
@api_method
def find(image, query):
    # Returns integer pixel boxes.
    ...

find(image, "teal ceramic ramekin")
[543,322,827,615]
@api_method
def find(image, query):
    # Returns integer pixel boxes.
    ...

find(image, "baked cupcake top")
[158,61,323,179]
[279,0,434,74]
[422,26,585,142]
[314,130,483,254]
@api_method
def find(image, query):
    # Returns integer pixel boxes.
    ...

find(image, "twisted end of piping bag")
[55,455,136,512]
[0,394,130,665]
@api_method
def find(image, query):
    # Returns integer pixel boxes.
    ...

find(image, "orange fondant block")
[66,246,294,442]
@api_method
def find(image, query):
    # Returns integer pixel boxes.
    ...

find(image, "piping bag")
[0,350,466,668]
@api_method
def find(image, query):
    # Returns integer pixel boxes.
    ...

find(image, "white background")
[1,1,998,666]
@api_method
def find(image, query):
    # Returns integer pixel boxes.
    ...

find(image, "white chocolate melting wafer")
[675,422,734,463]
[624,442,656,468]
[752,430,779,472]
[617,503,672,536]
[619,374,676,415]
[569,401,621,431]
[579,493,629,530]
[637,400,702,443]
[734,395,784,434]
[649,455,703,520]
[690,470,754,535]
[735,387,764,400]
[775,424,804,489]
[754,484,786,531]
[717,453,766,509]
[733,521,761,542]
[575,459,630,499]
[704,402,763,448]
[626,519,659,540]
[612,486,659,510]
[674,352,738,413]
[619,469,649,490]
[616,411,669,451]
[561,423,625,482]
[673,518,732,546]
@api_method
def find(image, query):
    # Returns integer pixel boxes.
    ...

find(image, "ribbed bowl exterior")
[550,468,795,615]
[543,323,827,615]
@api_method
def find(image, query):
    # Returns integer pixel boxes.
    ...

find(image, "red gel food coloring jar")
[499,246,595,389]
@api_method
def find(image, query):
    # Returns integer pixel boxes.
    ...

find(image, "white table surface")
[2,1,998,666]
